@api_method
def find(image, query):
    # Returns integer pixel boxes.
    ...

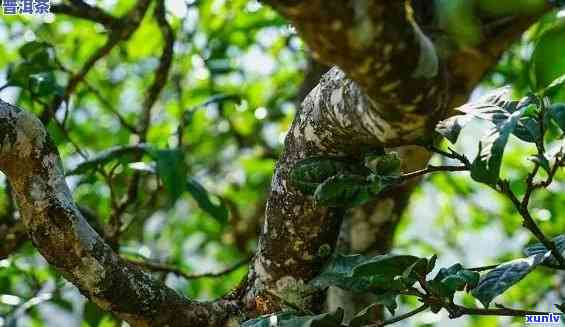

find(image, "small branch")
[66,144,151,176]
[467,264,500,272]
[448,303,552,318]
[374,304,429,326]
[110,0,176,245]
[40,0,152,124]
[499,180,565,267]
[428,146,471,168]
[126,256,251,280]
[138,0,175,140]
[401,165,468,180]
[52,0,119,28]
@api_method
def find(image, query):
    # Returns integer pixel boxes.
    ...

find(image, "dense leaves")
[531,21,565,91]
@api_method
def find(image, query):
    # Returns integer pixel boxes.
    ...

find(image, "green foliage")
[470,103,527,185]
[471,253,548,308]
[290,157,370,195]
[428,264,479,304]
[290,153,401,208]
[6,41,62,98]
[523,234,565,266]
[549,102,565,131]
[435,0,482,47]
[477,0,546,16]
[531,21,565,91]
[186,177,229,223]
[151,149,188,205]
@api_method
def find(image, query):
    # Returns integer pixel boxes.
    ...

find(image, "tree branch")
[41,0,152,124]
[0,100,240,326]
[51,0,119,28]
[126,256,251,280]
[247,0,552,316]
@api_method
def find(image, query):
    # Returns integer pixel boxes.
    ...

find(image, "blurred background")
[0,0,564,326]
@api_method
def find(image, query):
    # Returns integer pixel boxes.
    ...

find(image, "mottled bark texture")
[244,0,548,317]
[0,101,240,327]
[0,1,550,325]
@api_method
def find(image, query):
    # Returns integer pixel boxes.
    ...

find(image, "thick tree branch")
[244,0,552,317]
[0,101,240,326]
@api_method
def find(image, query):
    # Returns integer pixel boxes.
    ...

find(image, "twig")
[110,0,176,245]
[447,303,552,318]
[52,0,119,28]
[126,256,251,280]
[138,0,175,140]
[401,165,468,180]
[467,264,500,272]
[428,145,471,168]
[40,0,152,124]
[499,180,565,267]
[373,304,429,326]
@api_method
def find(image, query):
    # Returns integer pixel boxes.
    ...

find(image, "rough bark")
[243,0,548,317]
[0,1,552,325]
[0,101,240,327]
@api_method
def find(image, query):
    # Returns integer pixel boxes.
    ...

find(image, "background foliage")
[1,1,565,326]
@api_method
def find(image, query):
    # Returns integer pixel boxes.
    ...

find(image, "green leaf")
[470,106,526,185]
[513,117,541,143]
[365,152,401,177]
[435,87,517,144]
[152,149,187,204]
[471,253,548,308]
[19,41,51,61]
[435,114,473,144]
[531,21,565,91]
[435,0,482,47]
[186,177,229,223]
[29,72,63,97]
[428,264,478,300]
[543,74,565,97]
[83,302,105,327]
[523,235,565,267]
[311,254,374,293]
[549,103,565,131]
[457,87,517,120]
[313,174,372,208]
[352,254,424,290]
[290,156,370,194]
